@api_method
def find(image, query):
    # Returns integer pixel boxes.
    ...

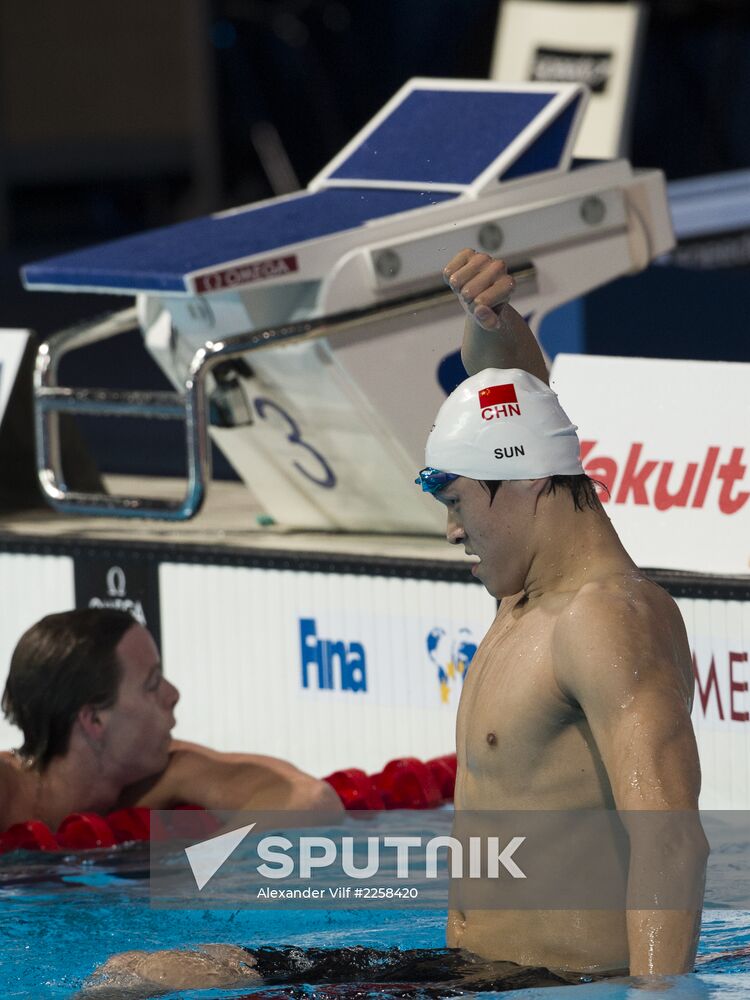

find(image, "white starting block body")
[23,79,674,530]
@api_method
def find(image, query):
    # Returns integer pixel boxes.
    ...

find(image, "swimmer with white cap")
[421,250,706,980]
[82,253,708,998]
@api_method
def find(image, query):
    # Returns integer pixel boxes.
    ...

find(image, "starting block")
[23,78,673,531]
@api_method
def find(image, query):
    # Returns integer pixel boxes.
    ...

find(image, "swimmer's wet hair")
[1,608,137,770]
[482,473,608,511]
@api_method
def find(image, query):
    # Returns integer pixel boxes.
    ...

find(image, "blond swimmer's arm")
[123,741,342,814]
[443,249,549,384]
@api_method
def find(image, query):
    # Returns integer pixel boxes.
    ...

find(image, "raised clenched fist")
[443,249,516,331]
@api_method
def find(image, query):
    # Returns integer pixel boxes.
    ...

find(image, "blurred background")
[0,0,748,483]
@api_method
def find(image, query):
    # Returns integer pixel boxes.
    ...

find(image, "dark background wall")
[1,0,748,480]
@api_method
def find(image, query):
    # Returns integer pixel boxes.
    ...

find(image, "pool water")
[1,844,749,999]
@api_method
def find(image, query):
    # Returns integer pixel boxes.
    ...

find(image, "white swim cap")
[424,368,583,481]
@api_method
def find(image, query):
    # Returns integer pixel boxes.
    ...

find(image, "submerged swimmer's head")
[416,369,591,597]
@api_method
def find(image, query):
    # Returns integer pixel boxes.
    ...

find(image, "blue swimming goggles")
[415,467,459,495]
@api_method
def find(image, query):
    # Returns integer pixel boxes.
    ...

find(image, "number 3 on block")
[253,397,336,489]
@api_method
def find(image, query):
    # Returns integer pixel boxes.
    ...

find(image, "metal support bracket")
[34,265,536,520]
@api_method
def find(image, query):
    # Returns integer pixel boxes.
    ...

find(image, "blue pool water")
[1,843,749,999]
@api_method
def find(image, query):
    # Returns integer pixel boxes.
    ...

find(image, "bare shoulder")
[121,742,223,804]
[166,740,304,777]
[553,572,692,693]
[557,572,685,646]
[124,739,339,812]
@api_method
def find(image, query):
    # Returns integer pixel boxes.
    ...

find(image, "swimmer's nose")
[446,513,465,545]
[163,678,180,709]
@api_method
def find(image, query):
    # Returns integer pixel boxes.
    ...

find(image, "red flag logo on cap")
[478,384,518,409]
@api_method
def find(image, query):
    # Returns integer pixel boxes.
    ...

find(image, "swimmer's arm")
[553,592,708,976]
[121,741,342,813]
[443,248,549,384]
[80,944,260,998]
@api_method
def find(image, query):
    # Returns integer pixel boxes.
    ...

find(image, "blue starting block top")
[22,79,586,297]
[22,188,457,295]
[319,87,578,188]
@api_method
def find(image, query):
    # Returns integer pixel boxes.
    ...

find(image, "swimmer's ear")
[77,704,107,743]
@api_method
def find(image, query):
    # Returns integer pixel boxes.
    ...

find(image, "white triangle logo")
[184,822,256,891]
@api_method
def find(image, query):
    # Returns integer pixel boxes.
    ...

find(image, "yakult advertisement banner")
[550,354,749,576]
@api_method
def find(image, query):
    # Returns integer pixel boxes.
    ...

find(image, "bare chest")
[455,599,603,808]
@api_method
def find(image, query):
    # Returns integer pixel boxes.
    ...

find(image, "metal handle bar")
[34,264,536,520]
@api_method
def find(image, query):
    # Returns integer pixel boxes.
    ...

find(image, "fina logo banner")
[299,618,367,693]
[550,354,750,575]
[297,613,485,707]
[427,627,478,704]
